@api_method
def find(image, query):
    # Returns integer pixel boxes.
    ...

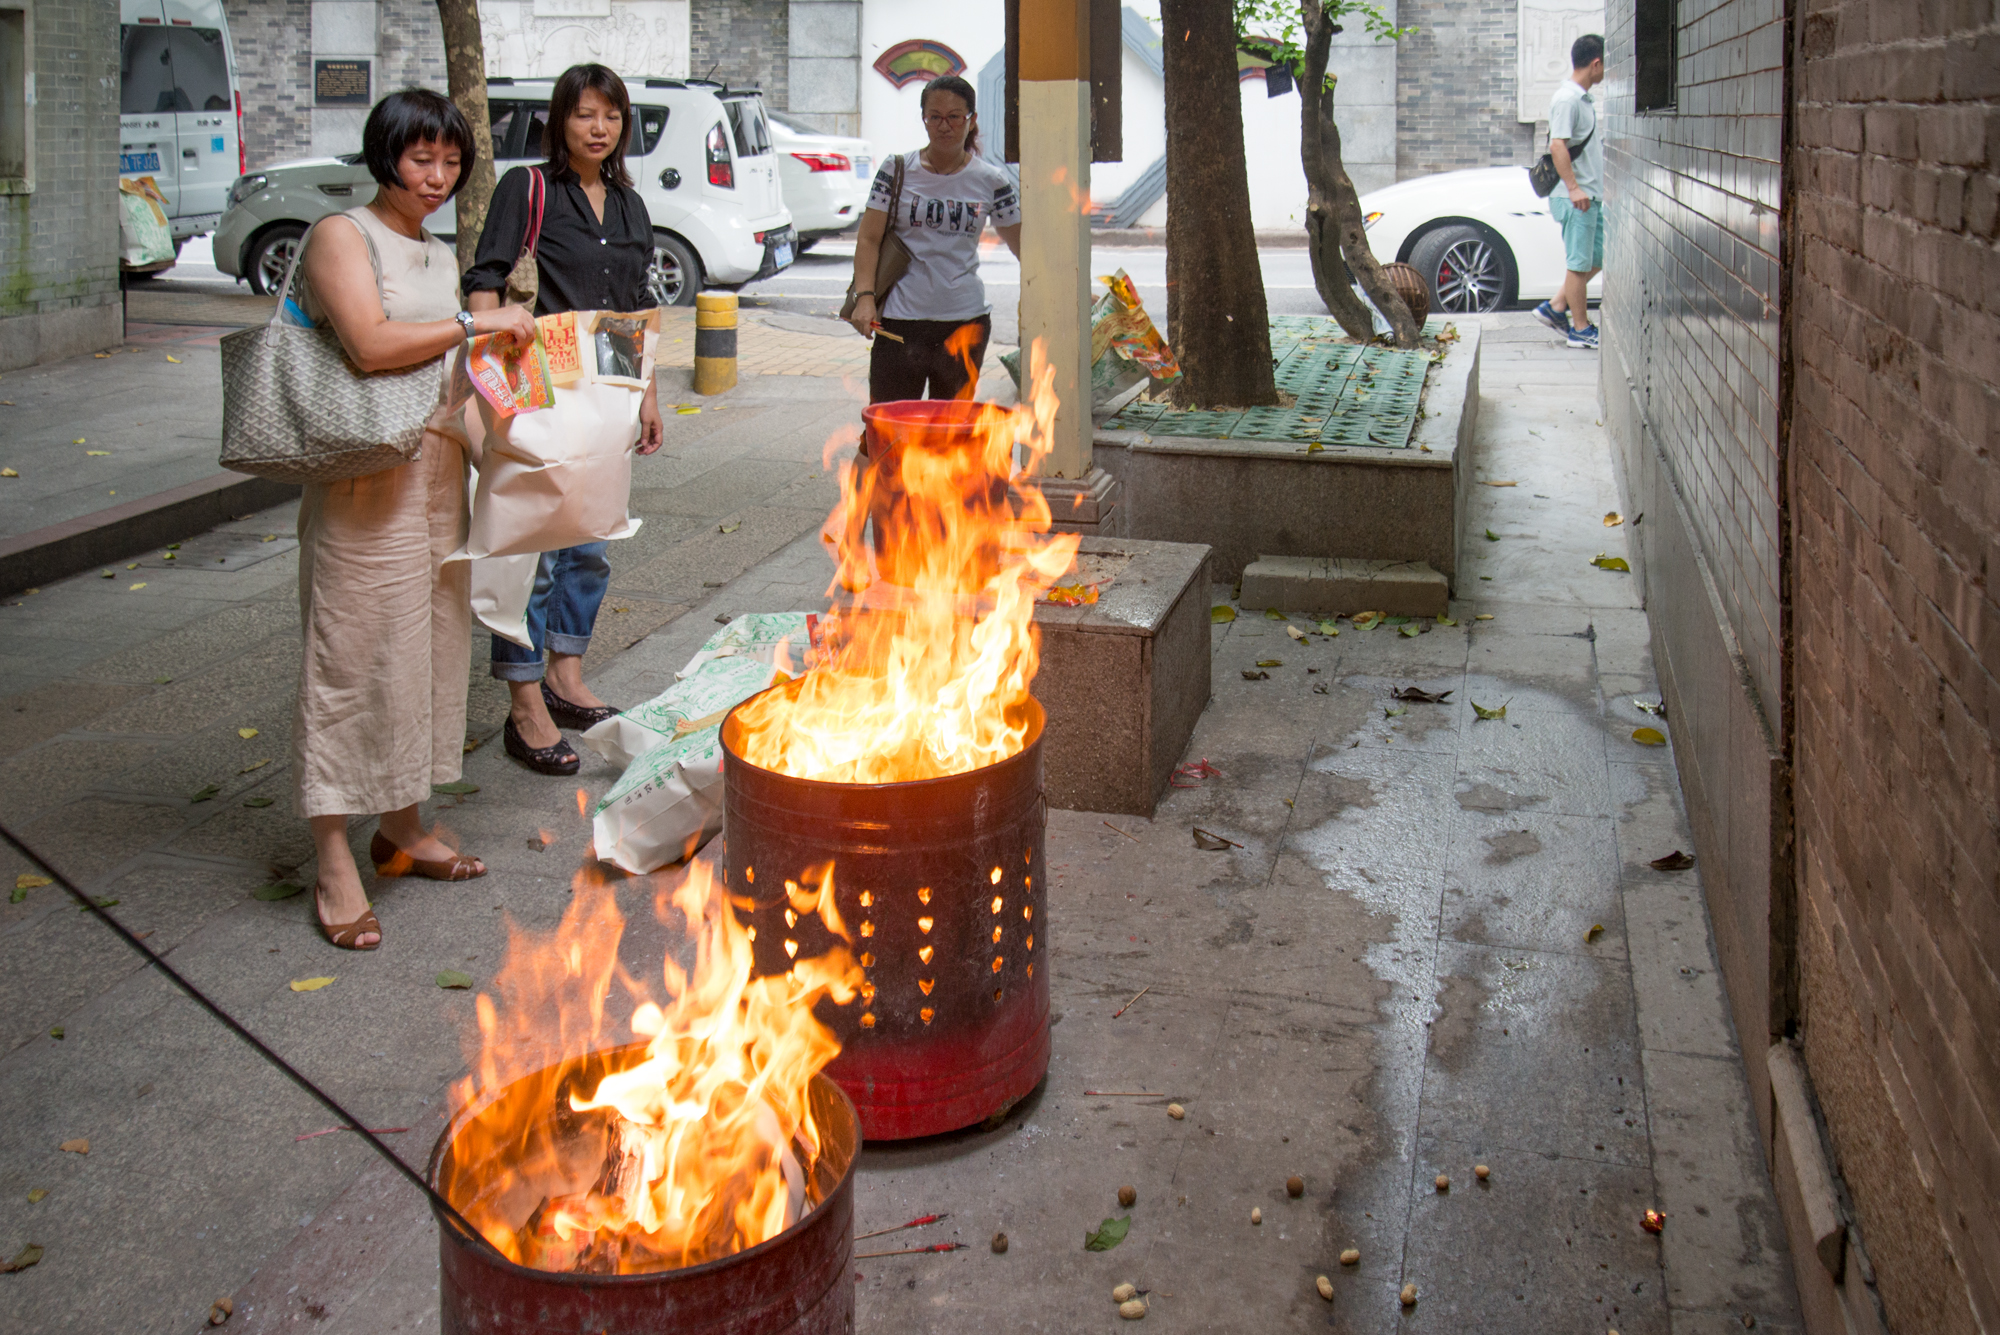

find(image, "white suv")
[213,77,794,305]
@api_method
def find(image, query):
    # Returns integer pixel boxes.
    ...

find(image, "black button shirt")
[464,164,654,315]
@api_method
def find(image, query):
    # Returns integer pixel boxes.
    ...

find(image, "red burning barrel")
[429,1053,859,1335]
[859,399,1015,591]
[720,690,1049,1140]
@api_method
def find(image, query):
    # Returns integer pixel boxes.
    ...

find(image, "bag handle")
[518,167,545,265]
[887,152,906,229]
[263,211,392,348]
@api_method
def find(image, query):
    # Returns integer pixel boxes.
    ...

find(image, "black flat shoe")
[504,716,580,775]
[541,681,621,729]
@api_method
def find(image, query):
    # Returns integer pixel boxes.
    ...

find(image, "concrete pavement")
[0,315,1797,1334]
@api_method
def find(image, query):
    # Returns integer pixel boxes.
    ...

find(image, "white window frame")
[0,0,32,195]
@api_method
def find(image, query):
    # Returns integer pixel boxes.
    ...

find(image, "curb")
[0,472,302,595]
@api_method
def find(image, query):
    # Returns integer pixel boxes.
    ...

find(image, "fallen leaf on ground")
[48,1027,63,1040]
[77,897,118,911]
[85,450,110,457]
[718,520,741,533]
[165,355,181,363]
[1286,624,1306,641]
[1591,554,1631,571]
[239,759,269,774]
[1083,1216,1131,1251]
[15,874,51,891]
[1399,624,1421,637]
[1649,850,1696,871]
[1470,699,1509,721]
[676,405,701,414]
[1304,441,1325,453]
[1241,669,1269,681]
[0,469,17,478]
[1632,727,1667,746]
[1586,923,1605,942]
[1635,698,1666,717]
[1475,613,1494,620]
[189,784,219,803]
[1384,705,1406,718]
[432,781,479,795]
[1317,620,1338,636]
[128,583,146,591]
[1210,605,1236,623]
[59,1139,88,1154]
[436,970,474,990]
[462,736,483,753]
[237,727,259,740]
[253,882,304,901]
[1255,659,1283,668]
[1485,528,1500,541]
[1436,615,1458,626]
[26,1189,45,1204]
[73,438,85,445]
[1604,511,1622,526]
[1393,686,1453,704]
[1192,828,1239,851]
[0,1243,43,1273]
[261,534,276,542]
[1384,615,1411,625]
[242,796,275,808]
[1351,611,1383,630]
[1264,609,1287,621]
[290,977,335,993]
[1480,480,1517,487]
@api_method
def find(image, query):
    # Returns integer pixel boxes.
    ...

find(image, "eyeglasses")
[923,112,968,127]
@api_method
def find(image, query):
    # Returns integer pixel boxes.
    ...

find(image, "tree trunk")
[1159,0,1279,409]
[437,0,495,274]
[1298,2,1419,347]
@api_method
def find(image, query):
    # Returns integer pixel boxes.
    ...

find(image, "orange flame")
[731,340,1078,783]
[444,858,861,1273]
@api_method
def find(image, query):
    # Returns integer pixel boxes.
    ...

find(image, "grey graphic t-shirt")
[866,151,1021,321]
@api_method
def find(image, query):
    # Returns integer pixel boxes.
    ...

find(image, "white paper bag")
[591,729,728,874]
[459,379,644,559]
[470,552,541,649]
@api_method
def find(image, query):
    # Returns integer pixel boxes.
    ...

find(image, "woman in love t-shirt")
[846,74,1022,403]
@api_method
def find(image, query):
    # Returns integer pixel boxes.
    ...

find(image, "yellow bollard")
[693,292,738,395]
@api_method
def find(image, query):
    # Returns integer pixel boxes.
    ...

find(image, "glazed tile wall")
[1602,0,1785,738]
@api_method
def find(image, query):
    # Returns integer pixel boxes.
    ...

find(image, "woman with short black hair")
[846,74,1022,402]
[465,63,664,777]
[292,88,540,950]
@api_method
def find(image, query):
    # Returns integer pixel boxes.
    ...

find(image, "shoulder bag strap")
[263,211,390,347]
[887,152,907,228]
[521,168,545,259]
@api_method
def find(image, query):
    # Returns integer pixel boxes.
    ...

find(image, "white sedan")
[1359,167,1604,313]
[768,110,874,251]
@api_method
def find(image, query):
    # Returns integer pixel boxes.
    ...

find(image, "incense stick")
[1112,984,1151,1018]
[1083,1091,1165,1097]
[855,1242,967,1259]
[1102,820,1142,842]
[854,1212,948,1240]
[869,323,906,343]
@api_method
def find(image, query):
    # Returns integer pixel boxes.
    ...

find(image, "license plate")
[774,241,794,268]
[855,156,871,178]
[121,151,161,173]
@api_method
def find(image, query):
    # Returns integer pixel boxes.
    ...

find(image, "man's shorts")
[1549,193,1605,273]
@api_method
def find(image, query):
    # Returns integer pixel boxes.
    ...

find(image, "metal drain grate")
[1103,315,1447,450]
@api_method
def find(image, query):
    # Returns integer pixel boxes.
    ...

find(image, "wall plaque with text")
[315,59,373,108]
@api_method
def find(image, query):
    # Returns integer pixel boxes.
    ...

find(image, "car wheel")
[1408,225,1512,314]
[646,233,702,308]
[247,224,307,297]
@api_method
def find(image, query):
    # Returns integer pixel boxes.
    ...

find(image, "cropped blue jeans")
[489,543,610,682]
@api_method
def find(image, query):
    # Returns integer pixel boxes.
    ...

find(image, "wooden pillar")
[1016,0,1093,481]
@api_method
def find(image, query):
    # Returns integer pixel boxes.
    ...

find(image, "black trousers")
[867,314,993,403]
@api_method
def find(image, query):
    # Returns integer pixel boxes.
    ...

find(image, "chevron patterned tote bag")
[219,216,444,485]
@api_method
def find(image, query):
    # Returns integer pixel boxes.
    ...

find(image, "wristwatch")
[454,311,476,339]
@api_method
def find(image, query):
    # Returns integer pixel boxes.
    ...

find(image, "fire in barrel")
[724,347,1077,1139]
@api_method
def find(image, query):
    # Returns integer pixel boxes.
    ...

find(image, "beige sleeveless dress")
[291,206,472,818]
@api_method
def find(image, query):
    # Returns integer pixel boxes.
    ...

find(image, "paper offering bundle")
[465,329,556,417]
[674,612,827,680]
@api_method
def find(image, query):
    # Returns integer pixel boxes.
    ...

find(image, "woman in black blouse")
[465,63,664,775]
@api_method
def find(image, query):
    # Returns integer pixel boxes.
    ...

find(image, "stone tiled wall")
[0,0,122,369]
[1788,1,1999,1331]
[1394,0,1536,176]
[224,0,313,169]
[692,0,789,107]
[1595,0,1786,1151]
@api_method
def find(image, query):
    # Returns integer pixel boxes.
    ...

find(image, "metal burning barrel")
[429,1053,859,1335]
[859,398,1015,591]
[720,689,1049,1140]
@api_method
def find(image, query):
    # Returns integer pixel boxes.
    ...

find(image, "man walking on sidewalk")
[1533,33,1606,350]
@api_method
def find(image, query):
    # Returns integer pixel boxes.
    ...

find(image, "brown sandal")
[314,883,382,951]
[370,830,487,882]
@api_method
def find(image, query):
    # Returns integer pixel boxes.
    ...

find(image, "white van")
[214,78,794,305]
[118,0,242,264]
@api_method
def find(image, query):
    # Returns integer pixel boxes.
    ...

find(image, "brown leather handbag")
[504,167,546,308]
[841,153,914,321]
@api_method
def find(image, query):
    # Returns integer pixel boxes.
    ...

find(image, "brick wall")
[1788,0,2000,1330]
[377,0,446,98]
[224,0,313,170]
[1394,0,1535,177]
[691,0,788,108]
[0,0,121,368]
